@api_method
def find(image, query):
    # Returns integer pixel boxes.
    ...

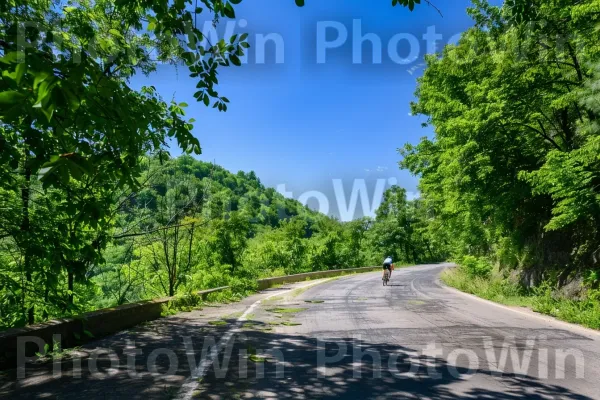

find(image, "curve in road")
[195,264,600,399]
[3,264,599,399]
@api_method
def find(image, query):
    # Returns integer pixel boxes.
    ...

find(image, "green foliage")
[442,268,529,306]
[0,0,433,330]
[364,186,449,264]
[207,320,228,326]
[0,0,247,326]
[531,282,600,329]
[3,153,431,329]
[459,256,493,278]
[266,307,307,314]
[402,0,600,281]
[162,293,204,315]
[444,261,600,331]
[294,0,431,10]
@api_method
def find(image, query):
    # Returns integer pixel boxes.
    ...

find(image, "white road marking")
[410,277,434,300]
[174,279,332,400]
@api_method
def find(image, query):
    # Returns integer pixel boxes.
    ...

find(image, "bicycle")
[382,269,390,286]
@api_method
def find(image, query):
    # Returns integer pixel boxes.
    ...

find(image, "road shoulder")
[436,275,600,340]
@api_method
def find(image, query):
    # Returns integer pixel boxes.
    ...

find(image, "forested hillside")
[0,154,444,329]
[402,0,600,290]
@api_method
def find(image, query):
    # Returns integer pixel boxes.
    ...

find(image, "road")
[3,264,600,399]
[194,264,600,399]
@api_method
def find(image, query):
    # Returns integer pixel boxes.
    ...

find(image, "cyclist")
[383,256,394,280]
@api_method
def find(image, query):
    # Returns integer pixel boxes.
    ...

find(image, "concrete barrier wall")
[0,286,229,370]
[257,266,379,290]
[0,266,380,369]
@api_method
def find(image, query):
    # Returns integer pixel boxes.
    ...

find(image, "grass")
[225,311,244,319]
[442,267,600,330]
[208,320,228,326]
[261,295,284,305]
[304,300,324,304]
[289,284,319,298]
[246,344,268,363]
[34,340,83,363]
[249,354,268,363]
[266,307,307,314]
[280,321,302,326]
[261,281,328,304]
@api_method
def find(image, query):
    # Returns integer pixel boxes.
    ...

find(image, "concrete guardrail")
[0,266,382,369]
[0,286,229,370]
[257,266,379,290]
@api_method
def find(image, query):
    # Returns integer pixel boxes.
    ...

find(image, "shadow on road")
[0,316,592,400]
[0,315,232,399]
[193,326,592,399]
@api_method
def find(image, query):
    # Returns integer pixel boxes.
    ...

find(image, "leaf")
[33,71,51,89]
[229,54,241,66]
[15,63,27,84]
[0,91,25,105]
[224,2,235,18]
[108,28,123,38]
[41,102,55,122]
[0,52,24,64]
[295,0,305,6]
[35,79,55,106]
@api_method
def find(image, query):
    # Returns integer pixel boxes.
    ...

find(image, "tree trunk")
[68,267,74,306]
[42,281,49,320]
[426,243,434,261]
[20,162,34,325]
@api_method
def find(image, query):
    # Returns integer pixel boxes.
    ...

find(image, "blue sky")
[131,0,499,220]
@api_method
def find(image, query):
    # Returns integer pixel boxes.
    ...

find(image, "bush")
[229,277,257,295]
[459,256,493,278]
[162,293,204,316]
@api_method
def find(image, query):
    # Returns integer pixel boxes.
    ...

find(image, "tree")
[0,0,437,327]
[401,0,600,277]
[364,187,442,264]
[294,0,441,14]
[209,212,250,275]
[0,0,247,323]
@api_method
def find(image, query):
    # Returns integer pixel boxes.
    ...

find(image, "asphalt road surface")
[3,264,600,399]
